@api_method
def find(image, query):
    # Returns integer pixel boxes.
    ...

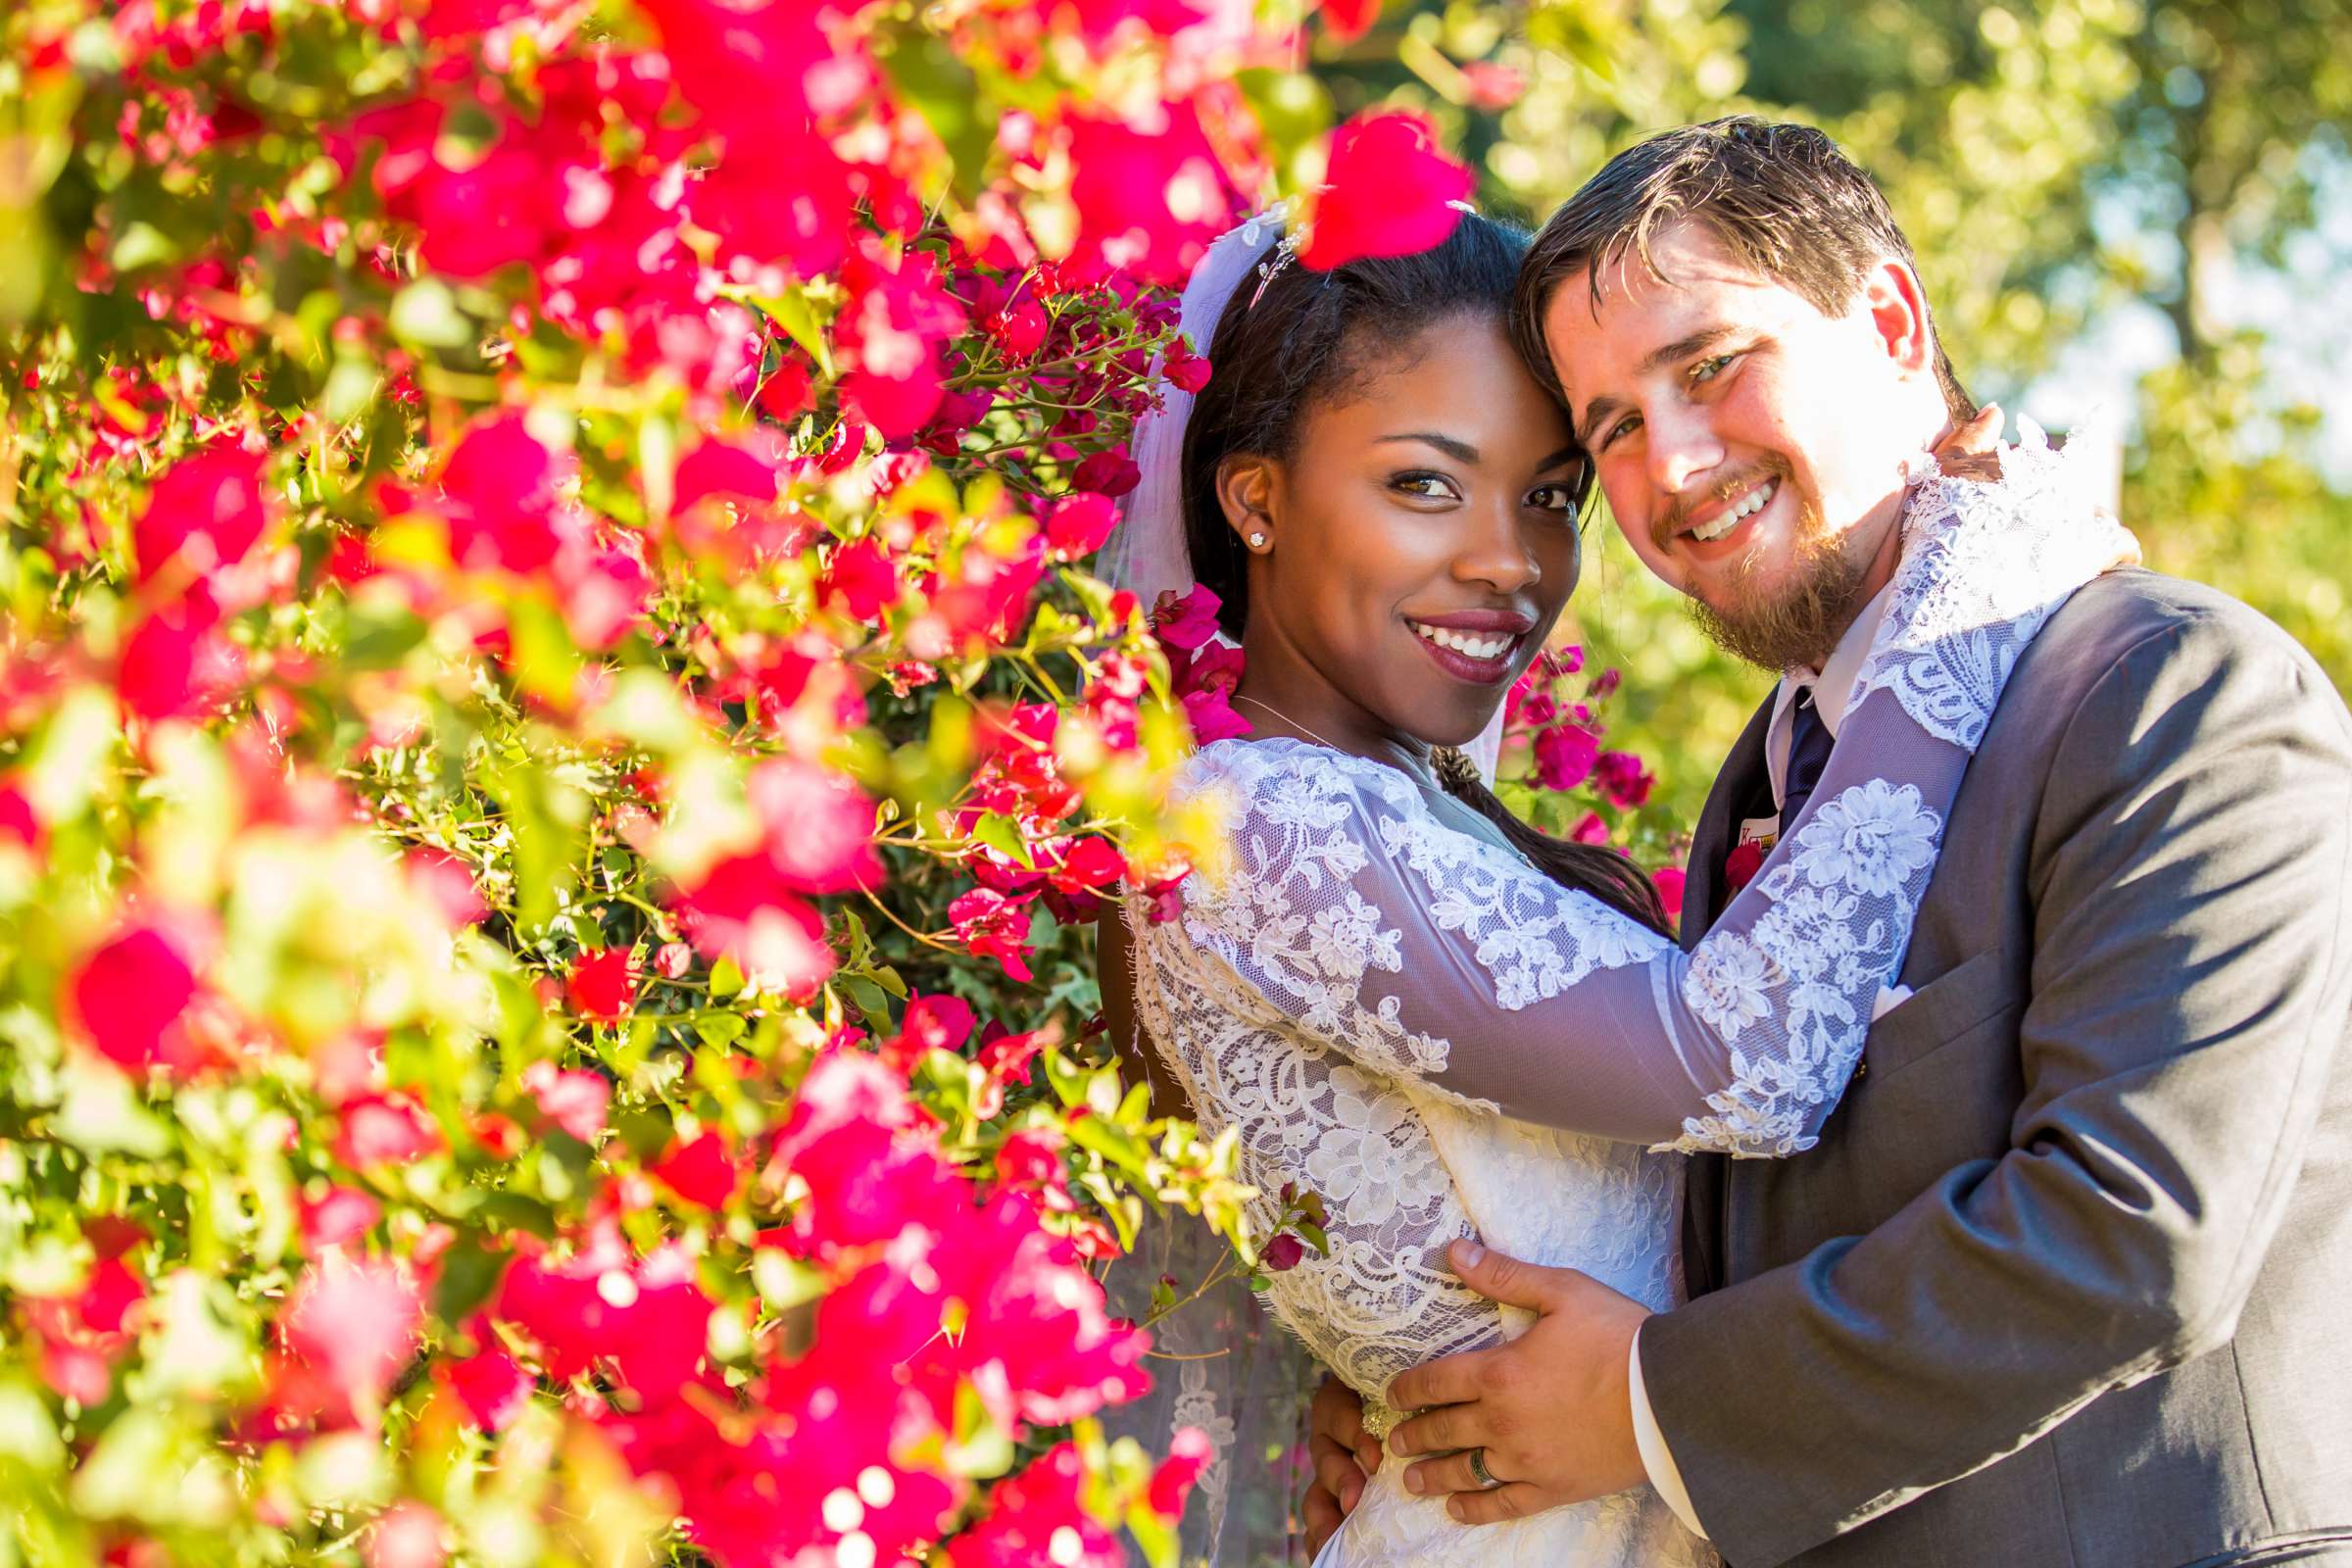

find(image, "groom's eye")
[1690,354,1736,384]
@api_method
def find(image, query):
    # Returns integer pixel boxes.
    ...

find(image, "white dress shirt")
[1627,581,1897,1540]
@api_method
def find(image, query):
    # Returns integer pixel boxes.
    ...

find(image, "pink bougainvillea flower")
[333,1092,445,1169]
[365,1499,448,1568]
[1044,492,1120,560]
[949,887,1037,982]
[300,1186,383,1251]
[834,246,969,440]
[69,918,205,1076]
[649,1132,738,1209]
[496,1238,713,1401]
[565,947,639,1022]
[522,1061,612,1144]
[435,411,573,575]
[1461,59,1528,110]
[131,446,270,592]
[1652,866,1687,927]
[1567,811,1609,846]
[672,854,837,999]
[280,1252,423,1408]
[747,758,882,894]
[404,847,488,928]
[1063,103,1239,289]
[1160,335,1212,394]
[437,1347,534,1434]
[1149,583,1222,651]
[1594,750,1654,808]
[1298,113,1473,271]
[1532,722,1600,791]
[974,1024,1048,1087]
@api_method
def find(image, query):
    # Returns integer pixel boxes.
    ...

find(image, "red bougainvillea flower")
[434,411,573,575]
[885,992,976,1069]
[1044,492,1120,560]
[950,887,1037,981]
[565,947,639,1022]
[436,1347,535,1434]
[649,1133,738,1209]
[497,1235,714,1401]
[1317,0,1381,42]
[68,917,206,1076]
[280,1252,423,1408]
[131,446,270,594]
[1594,750,1654,808]
[1568,811,1609,845]
[1149,1425,1216,1517]
[1533,722,1600,791]
[1071,446,1141,498]
[818,536,899,621]
[947,1443,1123,1568]
[672,854,837,999]
[1298,112,1473,271]
[403,847,488,928]
[835,246,969,439]
[117,601,245,721]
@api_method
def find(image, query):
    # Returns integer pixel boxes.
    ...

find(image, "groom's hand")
[1931,401,2005,482]
[1302,1374,1380,1554]
[1388,1242,1651,1525]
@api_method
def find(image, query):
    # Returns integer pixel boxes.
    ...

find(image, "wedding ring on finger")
[1466,1447,1500,1490]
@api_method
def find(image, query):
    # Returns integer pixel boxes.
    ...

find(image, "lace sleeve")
[1167,432,2134,1158]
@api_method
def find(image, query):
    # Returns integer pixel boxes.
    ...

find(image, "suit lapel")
[1678,693,1777,1300]
[1685,696,1778,950]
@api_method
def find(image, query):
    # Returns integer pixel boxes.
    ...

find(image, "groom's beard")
[1685,486,1878,674]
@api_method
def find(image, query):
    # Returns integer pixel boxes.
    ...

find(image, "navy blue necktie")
[1780,688,1833,832]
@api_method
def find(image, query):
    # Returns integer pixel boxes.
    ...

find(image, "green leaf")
[873,28,992,199]
[695,1014,749,1051]
[972,810,1034,869]
[474,1192,558,1241]
[433,1235,512,1322]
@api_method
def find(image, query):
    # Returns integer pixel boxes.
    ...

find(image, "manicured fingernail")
[1448,1498,1468,1521]
[1454,1241,1484,1270]
[1403,1469,1424,1494]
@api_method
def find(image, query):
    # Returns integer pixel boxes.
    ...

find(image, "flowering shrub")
[0,1,1498,1562]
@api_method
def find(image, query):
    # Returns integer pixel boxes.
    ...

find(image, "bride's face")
[1222,315,1589,749]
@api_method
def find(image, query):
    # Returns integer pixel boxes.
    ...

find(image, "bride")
[1096,207,2128,1566]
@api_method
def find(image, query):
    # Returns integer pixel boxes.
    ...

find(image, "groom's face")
[1542,221,1935,668]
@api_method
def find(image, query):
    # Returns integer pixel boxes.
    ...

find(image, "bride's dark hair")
[1179,213,1671,935]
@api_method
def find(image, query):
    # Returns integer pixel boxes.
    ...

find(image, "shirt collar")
[1763,581,1896,811]
[1769,580,1896,741]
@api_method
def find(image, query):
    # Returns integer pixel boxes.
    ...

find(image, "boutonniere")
[1724,840,1765,894]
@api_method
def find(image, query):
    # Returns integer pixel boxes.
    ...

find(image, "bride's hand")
[1304,1375,1379,1553]
[1930,402,2005,483]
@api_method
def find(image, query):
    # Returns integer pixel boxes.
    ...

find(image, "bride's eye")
[1526,482,1578,514]
[1391,470,1460,501]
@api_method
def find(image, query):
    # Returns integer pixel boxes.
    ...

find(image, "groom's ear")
[1215,454,1281,550]
[1860,256,1937,380]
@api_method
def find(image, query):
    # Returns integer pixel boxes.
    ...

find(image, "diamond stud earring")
[1248,531,1267,549]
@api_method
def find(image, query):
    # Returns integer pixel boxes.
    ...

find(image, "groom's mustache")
[1652,456,1797,554]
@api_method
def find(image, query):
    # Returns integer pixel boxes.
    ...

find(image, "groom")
[1303,119,2352,1565]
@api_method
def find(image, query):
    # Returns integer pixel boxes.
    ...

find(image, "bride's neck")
[1232,634,1428,776]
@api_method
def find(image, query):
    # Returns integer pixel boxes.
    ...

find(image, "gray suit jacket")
[1642,569,2352,1567]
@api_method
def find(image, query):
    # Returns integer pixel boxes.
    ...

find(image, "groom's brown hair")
[1514,117,1975,422]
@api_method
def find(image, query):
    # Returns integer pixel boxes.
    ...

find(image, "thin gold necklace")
[1234,695,1445,792]
[1232,693,1350,753]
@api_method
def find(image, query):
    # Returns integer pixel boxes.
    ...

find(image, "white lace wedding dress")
[1121,435,2131,1566]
